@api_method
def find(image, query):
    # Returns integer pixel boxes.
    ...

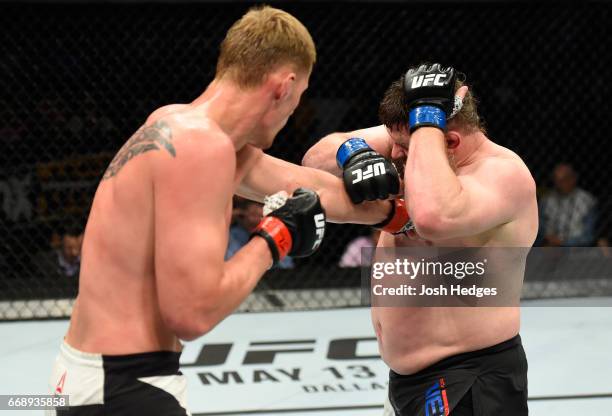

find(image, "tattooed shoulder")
[103,120,176,180]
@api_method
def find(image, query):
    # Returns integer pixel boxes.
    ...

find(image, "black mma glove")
[336,138,400,204]
[403,63,457,132]
[252,188,326,265]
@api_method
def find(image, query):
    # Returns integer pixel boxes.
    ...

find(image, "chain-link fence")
[1,1,611,319]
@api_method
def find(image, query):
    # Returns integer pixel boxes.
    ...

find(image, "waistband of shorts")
[390,334,522,378]
[61,340,182,376]
[60,340,104,367]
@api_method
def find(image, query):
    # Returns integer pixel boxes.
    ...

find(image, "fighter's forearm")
[240,152,390,225]
[406,128,465,228]
[301,132,351,176]
[197,237,272,336]
[315,173,391,225]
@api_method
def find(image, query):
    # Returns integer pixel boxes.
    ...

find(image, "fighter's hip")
[47,340,190,416]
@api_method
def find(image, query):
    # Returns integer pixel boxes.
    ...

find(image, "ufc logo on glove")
[312,213,325,250]
[411,73,447,88]
[352,162,387,184]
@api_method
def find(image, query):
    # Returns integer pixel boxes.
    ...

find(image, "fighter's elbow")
[302,134,347,176]
[162,309,211,341]
[411,207,453,240]
[173,325,207,342]
[301,147,316,167]
[302,146,327,170]
[160,288,223,341]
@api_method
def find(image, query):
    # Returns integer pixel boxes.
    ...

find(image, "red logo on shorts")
[55,371,67,394]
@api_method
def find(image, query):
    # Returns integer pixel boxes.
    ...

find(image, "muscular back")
[67,105,233,354]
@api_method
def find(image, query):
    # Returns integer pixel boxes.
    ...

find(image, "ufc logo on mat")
[411,73,447,88]
[352,162,386,184]
[312,213,325,249]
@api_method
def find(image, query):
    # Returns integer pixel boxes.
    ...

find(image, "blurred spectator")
[339,228,381,267]
[226,198,294,269]
[539,163,597,246]
[34,223,84,279]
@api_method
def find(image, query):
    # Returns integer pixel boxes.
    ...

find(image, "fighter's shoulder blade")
[150,116,235,173]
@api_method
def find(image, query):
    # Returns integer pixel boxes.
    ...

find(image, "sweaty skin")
[303,121,538,375]
[66,67,391,355]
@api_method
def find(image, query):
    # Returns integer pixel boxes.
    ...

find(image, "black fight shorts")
[388,335,528,416]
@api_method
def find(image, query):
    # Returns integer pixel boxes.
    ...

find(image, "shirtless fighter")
[303,64,538,415]
[47,7,409,415]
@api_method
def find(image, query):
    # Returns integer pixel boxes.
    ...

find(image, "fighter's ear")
[446,130,461,149]
[274,72,296,101]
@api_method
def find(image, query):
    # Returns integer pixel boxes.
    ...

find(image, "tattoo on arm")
[103,120,176,180]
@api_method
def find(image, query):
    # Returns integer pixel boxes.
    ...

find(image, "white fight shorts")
[47,341,190,415]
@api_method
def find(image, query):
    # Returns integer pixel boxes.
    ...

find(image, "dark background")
[1,1,610,299]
